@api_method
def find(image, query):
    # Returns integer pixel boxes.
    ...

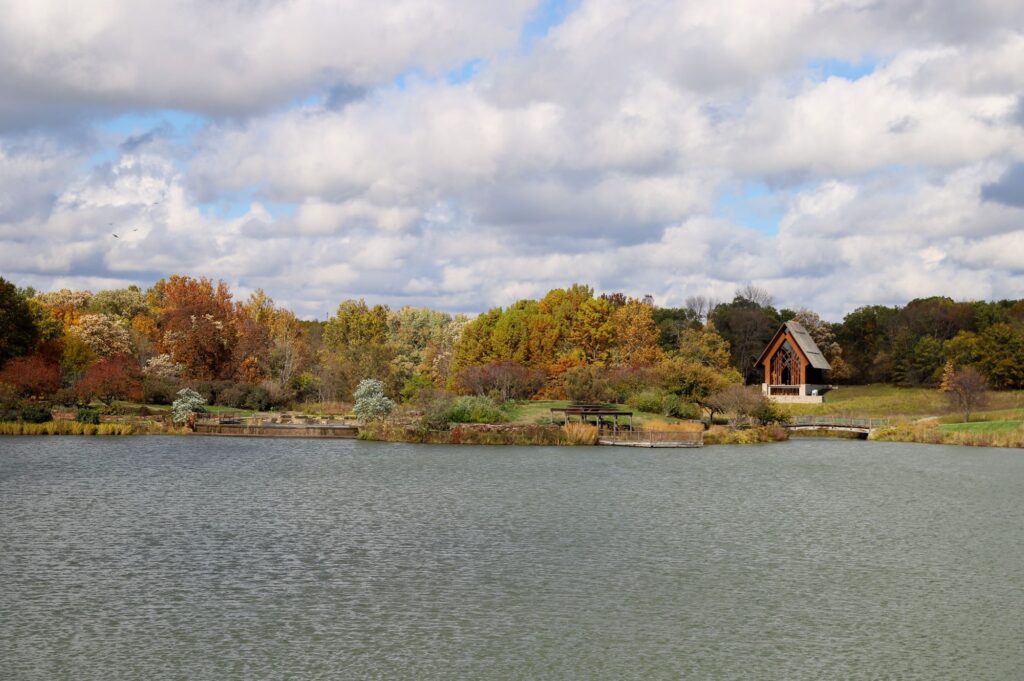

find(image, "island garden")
[1,275,1022,447]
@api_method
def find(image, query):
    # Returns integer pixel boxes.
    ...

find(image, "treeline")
[1,275,1022,417]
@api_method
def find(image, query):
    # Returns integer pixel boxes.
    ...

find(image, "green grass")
[110,401,250,415]
[938,420,1024,434]
[781,385,1024,420]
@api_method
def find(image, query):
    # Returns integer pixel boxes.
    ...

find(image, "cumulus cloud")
[3,0,1024,320]
[981,163,1024,208]
[0,0,535,129]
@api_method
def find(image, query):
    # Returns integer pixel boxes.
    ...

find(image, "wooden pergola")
[550,404,634,432]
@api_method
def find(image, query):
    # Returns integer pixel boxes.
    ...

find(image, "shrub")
[172,388,208,424]
[353,379,394,421]
[626,390,701,419]
[458,361,544,401]
[400,374,436,403]
[242,386,271,411]
[563,365,612,403]
[443,396,505,424]
[751,399,789,425]
[188,380,233,405]
[19,404,53,423]
[216,382,244,408]
[53,387,85,407]
[75,408,100,424]
[142,376,179,405]
[626,389,664,414]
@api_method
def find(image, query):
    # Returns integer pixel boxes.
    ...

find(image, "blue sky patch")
[714,182,787,234]
[521,0,578,49]
[807,57,878,82]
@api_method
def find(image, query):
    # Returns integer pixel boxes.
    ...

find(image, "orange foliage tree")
[150,276,236,379]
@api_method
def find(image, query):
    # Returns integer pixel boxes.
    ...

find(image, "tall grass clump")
[641,419,704,433]
[561,422,599,445]
[703,425,789,445]
[0,421,133,436]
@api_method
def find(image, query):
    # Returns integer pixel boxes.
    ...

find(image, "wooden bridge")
[784,416,889,436]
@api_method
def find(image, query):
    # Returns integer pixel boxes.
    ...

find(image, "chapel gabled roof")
[756,320,832,371]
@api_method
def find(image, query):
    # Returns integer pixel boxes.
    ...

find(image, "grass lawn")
[109,401,250,415]
[938,420,1024,434]
[780,384,1024,420]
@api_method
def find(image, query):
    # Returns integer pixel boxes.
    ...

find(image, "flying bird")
[112,233,119,238]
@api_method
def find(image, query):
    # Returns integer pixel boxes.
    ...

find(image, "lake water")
[1,436,1022,680]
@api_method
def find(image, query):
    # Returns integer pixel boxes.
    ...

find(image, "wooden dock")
[598,430,703,448]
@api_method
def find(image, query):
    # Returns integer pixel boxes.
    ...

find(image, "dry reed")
[561,422,599,445]
[0,421,134,436]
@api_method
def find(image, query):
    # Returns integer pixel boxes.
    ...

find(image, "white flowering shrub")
[172,388,208,424]
[353,379,394,421]
[143,354,184,380]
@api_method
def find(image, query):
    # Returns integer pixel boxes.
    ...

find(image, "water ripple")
[1,436,1023,679]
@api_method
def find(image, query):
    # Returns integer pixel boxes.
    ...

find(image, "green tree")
[0,277,39,367]
[322,299,394,394]
[977,323,1024,389]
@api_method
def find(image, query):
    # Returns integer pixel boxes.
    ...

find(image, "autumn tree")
[0,355,60,398]
[941,366,989,422]
[70,314,134,357]
[89,286,149,320]
[569,297,615,364]
[389,306,459,388]
[151,276,236,379]
[676,324,732,370]
[659,356,742,421]
[612,299,663,367]
[452,307,502,373]
[322,299,394,395]
[232,290,276,383]
[76,354,143,405]
[34,289,93,331]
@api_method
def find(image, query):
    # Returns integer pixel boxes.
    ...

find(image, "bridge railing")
[787,416,889,429]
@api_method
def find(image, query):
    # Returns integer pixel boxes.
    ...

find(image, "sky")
[1,0,1023,321]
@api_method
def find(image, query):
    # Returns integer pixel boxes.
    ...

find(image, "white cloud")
[2,0,1024,320]
[0,0,536,128]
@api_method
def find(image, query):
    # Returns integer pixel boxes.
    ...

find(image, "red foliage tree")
[76,354,143,405]
[0,354,60,398]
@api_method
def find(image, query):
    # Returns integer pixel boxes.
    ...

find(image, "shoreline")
[3,417,1023,449]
